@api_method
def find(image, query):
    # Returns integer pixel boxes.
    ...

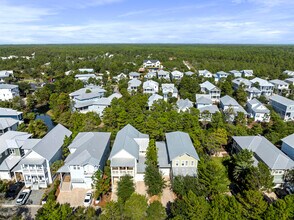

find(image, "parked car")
[16,189,31,205]
[83,191,92,206]
[95,195,101,205]
[5,182,24,200]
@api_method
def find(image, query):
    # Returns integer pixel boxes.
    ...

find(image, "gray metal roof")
[137,155,146,173]
[65,132,110,167]
[270,79,289,86]
[0,131,31,153]
[0,155,21,171]
[32,124,72,161]
[232,136,294,170]
[282,134,294,148]
[156,141,171,168]
[128,78,142,87]
[0,84,18,89]
[110,158,135,167]
[109,124,149,160]
[247,99,270,114]
[200,81,219,91]
[246,87,261,93]
[148,94,163,107]
[19,157,45,166]
[270,94,294,107]
[22,139,41,150]
[0,108,22,116]
[165,131,199,161]
[196,94,213,105]
[250,77,274,87]
[143,80,158,89]
[129,72,140,76]
[221,95,240,106]
[185,71,195,76]
[177,99,193,111]
[198,105,219,113]
[144,60,159,63]
[0,118,18,130]
[232,77,252,87]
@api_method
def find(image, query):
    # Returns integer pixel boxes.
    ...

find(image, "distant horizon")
[0,0,294,44]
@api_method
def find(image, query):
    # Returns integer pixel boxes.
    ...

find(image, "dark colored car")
[5,182,24,200]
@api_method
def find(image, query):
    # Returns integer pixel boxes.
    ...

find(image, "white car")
[16,189,31,205]
[83,191,92,206]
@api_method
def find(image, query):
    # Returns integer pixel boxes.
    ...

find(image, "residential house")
[269,94,294,121]
[232,136,294,186]
[143,80,159,94]
[246,87,262,100]
[283,70,294,77]
[127,79,142,93]
[144,71,157,79]
[282,134,294,160]
[195,94,219,121]
[65,70,72,76]
[0,108,23,121]
[281,134,294,161]
[0,118,19,135]
[16,124,72,189]
[75,74,100,83]
[250,77,274,96]
[220,95,247,121]
[157,70,170,80]
[113,73,127,82]
[198,70,213,78]
[156,131,199,177]
[199,81,221,103]
[129,72,141,79]
[229,70,242,78]
[285,78,294,85]
[109,124,149,186]
[241,70,254,77]
[147,94,163,109]
[161,83,178,101]
[177,99,193,112]
[171,71,184,80]
[185,71,195,76]
[58,132,111,190]
[143,60,161,69]
[232,78,252,90]
[270,79,290,95]
[0,84,19,101]
[0,70,13,83]
[214,71,229,82]
[246,98,270,122]
[0,131,32,180]
[78,68,94,73]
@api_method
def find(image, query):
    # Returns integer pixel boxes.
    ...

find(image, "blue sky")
[0,0,293,44]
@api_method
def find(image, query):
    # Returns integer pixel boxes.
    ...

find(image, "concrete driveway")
[57,188,90,207]
[135,181,147,197]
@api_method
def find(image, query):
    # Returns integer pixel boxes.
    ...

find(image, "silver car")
[16,189,31,205]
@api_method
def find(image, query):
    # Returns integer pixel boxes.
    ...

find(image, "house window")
[77,166,80,170]
[181,161,185,167]
[191,161,194,166]
[175,161,179,166]
[73,166,76,170]
[185,161,188,166]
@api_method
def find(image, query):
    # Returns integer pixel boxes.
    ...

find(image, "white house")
[0,70,13,83]
[129,72,141,79]
[185,71,195,76]
[220,95,247,122]
[246,98,270,122]
[283,70,294,77]
[109,124,149,186]
[0,84,19,101]
[143,80,159,94]
[16,124,72,189]
[0,108,23,121]
[147,94,163,109]
[157,70,170,80]
[281,134,294,161]
[113,73,127,82]
[269,94,294,121]
[229,70,242,78]
[161,83,178,101]
[232,78,252,90]
[199,81,221,103]
[285,78,294,85]
[127,79,142,93]
[250,77,274,96]
[232,136,294,186]
[75,74,100,83]
[176,99,193,112]
[246,87,262,100]
[198,70,213,78]
[0,131,32,180]
[270,79,290,94]
[143,60,161,69]
[58,132,111,190]
[195,94,219,121]
[0,118,19,135]
[214,71,229,82]
[78,68,94,73]
[144,71,157,79]
[241,70,254,77]
[171,71,184,80]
